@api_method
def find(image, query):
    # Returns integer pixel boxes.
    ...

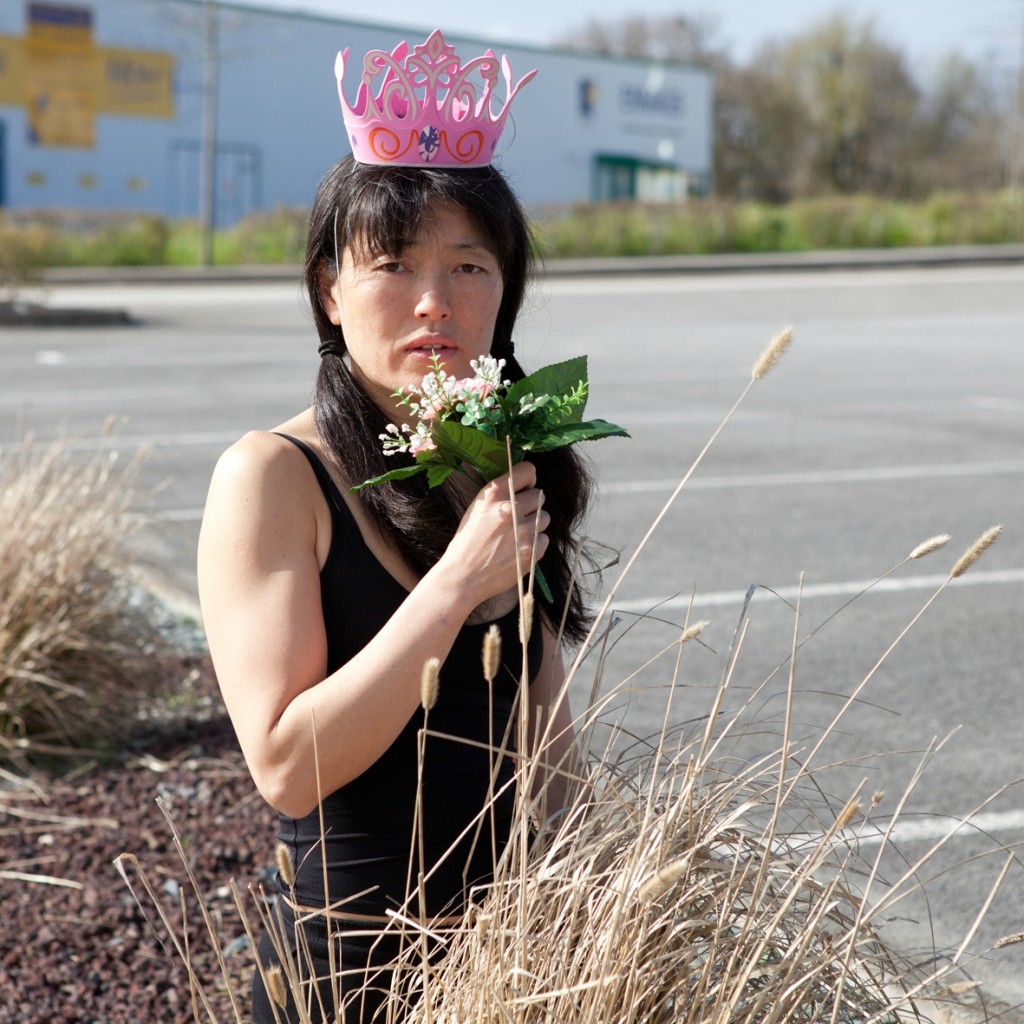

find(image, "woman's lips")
[405,340,457,359]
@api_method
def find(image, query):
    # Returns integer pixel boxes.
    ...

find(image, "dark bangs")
[305,157,533,355]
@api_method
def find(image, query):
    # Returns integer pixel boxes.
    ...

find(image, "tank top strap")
[273,433,351,522]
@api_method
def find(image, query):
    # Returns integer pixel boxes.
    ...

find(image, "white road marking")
[612,569,1024,613]
[541,265,1024,296]
[604,461,1024,494]
[851,807,1024,846]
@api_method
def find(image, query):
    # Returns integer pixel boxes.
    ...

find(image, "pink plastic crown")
[336,30,537,167]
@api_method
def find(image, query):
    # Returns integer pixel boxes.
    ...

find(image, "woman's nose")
[414,281,452,320]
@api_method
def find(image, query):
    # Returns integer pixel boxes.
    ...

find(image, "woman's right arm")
[197,432,548,819]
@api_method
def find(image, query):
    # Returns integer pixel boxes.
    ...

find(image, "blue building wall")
[0,0,713,221]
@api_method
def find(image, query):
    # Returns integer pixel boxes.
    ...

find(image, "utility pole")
[1006,1,1024,238]
[1016,3,1024,237]
[199,0,219,266]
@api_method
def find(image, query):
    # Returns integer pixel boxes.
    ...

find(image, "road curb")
[37,243,1024,287]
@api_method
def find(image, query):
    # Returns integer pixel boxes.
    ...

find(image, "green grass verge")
[1,191,1021,286]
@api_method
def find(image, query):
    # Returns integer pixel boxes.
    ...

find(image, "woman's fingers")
[447,463,552,598]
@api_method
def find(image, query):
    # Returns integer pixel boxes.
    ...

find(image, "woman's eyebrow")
[450,240,498,257]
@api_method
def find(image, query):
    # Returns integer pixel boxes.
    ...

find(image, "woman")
[197,42,594,1022]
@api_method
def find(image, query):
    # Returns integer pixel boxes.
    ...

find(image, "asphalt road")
[2,261,1023,1006]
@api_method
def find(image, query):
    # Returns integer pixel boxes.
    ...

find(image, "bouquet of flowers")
[352,354,628,600]
[353,354,628,492]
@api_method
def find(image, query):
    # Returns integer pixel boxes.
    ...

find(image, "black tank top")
[274,435,543,917]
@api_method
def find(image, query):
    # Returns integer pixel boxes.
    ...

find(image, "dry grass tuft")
[0,432,173,768]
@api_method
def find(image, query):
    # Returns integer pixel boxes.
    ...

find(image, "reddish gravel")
[0,661,277,1024]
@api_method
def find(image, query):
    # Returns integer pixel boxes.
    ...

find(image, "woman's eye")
[458,262,484,274]
[375,260,405,273]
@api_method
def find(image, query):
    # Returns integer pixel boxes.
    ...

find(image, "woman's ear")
[317,263,341,326]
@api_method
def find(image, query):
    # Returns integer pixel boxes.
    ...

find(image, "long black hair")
[305,156,594,645]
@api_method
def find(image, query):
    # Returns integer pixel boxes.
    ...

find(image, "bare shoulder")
[207,427,319,502]
[200,429,323,554]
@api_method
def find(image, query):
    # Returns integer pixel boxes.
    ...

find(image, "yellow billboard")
[0,35,26,106]
[0,5,176,148]
[26,3,97,147]
[97,47,175,119]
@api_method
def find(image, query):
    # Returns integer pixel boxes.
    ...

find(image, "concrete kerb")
[37,243,1024,288]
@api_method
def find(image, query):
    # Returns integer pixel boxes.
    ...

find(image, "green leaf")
[534,564,554,603]
[426,464,457,488]
[349,464,426,491]
[507,356,589,421]
[432,419,511,481]
[520,419,630,452]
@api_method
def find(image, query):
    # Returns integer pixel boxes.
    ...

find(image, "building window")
[593,155,689,202]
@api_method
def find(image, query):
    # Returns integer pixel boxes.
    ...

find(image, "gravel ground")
[0,659,277,1024]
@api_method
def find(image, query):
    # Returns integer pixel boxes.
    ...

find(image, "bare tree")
[563,12,723,66]
[567,11,1012,200]
[913,54,1006,193]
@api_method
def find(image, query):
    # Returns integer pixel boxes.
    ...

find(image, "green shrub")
[3,191,1021,273]
[532,190,1024,260]
[0,216,58,294]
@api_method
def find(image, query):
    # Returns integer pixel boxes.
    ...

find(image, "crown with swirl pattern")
[336,30,537,167]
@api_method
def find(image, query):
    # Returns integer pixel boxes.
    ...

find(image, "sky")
[235,0,1024,77]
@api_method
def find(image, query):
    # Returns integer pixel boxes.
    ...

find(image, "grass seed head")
[420,657,441,711]
[751,326,794,380]
[996,931,1024,948]
[274,842,295,888]
[950,524,1003,578]
[265,965,288,1009]
[835,799,861,831]
[520,593,534,644]
[638,855,691,903]
[909,534,951,559]
[482,623,501,683]
[680,620,710,645]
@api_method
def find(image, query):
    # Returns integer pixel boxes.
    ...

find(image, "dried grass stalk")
[0,434,171,768]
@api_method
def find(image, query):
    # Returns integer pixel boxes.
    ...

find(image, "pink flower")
[456,377,494,400]
[409,432,437,455]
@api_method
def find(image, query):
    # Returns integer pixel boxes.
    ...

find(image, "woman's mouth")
[406,340,457,359]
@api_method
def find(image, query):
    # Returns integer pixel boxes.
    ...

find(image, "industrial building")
[0,1,713,223]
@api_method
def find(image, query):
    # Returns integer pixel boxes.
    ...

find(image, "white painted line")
[605,461,1024,495]
[543,265,1024,296]
[0,430,244,454]
[156,508,206,522]
[612,569,1024,613]
[0,383,309,406]
[851,808,1024,847]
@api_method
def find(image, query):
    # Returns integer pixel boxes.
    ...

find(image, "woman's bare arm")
[197,431,549,819]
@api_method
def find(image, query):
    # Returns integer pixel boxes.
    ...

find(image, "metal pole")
[1007,1,1024,239]
[199,0,219,266]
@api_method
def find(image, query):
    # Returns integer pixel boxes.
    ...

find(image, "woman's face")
[323,202,504,415]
